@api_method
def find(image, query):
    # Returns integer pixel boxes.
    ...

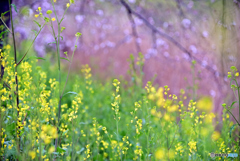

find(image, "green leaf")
[60,57,69,62]
[0,30,9,38]
[47,42,56,45]
[25,56,45,61]
[57,147,66,153]
[230,101,237,109]
[31,29,37,36]
[76,148,85,154]
[62,129,69,136]
[229,124,236,138]
[63,91,78,97]
[1,11,9,17]
[52,152,59,155]
[33,20,41,28]
[19,130,24,136]
[60,36,63,40]
[20,6,29,16]
[11,4,18,13]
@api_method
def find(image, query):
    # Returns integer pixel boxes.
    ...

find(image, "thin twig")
[123,4,141,53]
[0,17,12,34]
[3,82,17,95]
[175,0,185,17]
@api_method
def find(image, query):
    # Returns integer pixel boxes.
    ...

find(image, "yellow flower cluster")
[35,7,42,18]
[81,64,93,93]
[1,130,6,154]
[112,79,121,121]
[188,140,197,154]
[84,144,91,160]
[68,92,83,122]
[40,124,58,144]
[133,144,143,160]
[175,142,184,156]
[228,66,239,78]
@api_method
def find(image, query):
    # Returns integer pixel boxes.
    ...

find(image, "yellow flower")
[164,114,170,121]
[168,105,178,112]
[188,141,197,153]
[54,0,57,2]
[35,14,39,18]
[205,113,215,123]
[51,17,56,21]
[197,97,213,112]
[155,148,165,159]
[44,138,51,144]
[38,7,41,11]
[200,128,208,137]
[148,94,154,100]
[212,131,220,141]
[226,113,229,119]
[235,72,239,77]
[103,152,108,158]
[28,151,36,159]
[151,109,156,115]
[169,149,175,159]
[66,3,70,8]
[48,146,55,153]
[42,125,48,132]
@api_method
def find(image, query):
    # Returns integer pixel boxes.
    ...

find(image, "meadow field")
[1,0,240,160]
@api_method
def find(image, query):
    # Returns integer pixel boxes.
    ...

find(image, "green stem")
[61,38,78,97]
[37,107,42,161]
[59,7,69,24]
[0,17,12,34]
[17,23,46,66]
[224,108,240,126]
[71,120,74,161]
[9,0,20,156]
[50,0,62,152]
[236,80,240,152]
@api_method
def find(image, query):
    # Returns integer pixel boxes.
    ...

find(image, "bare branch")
[175,0,185,17]
[120,0,141,53]
[119,0,222,78]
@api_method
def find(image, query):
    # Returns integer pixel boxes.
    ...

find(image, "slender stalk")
[0,17,12,34]
[231,79,240,153]
[50,0,62,152]
[37,109,42,161]
[17,23,46,66]
[225,108,240,126]
[0,84,2,159]
[61,38,78,97]
[237,82,240,153]
[9,0,20,156]
[50,1,74,156]
[71,120,74,161]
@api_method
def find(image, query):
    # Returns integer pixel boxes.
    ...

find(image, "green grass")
[1,47,239,160]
